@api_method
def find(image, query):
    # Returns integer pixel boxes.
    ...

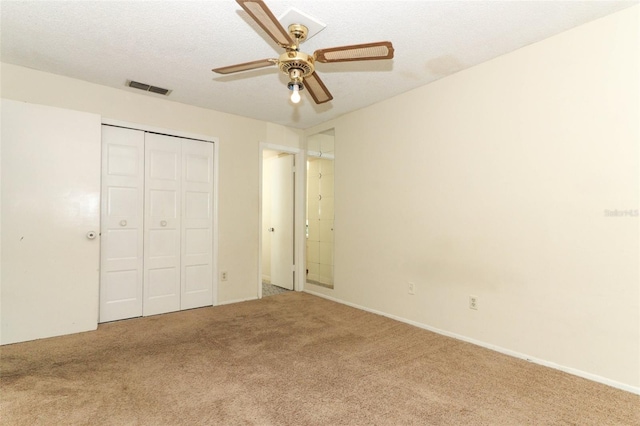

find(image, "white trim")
[294,147,306,294]
[100,117,220,307]
[211,139,220,306]
[216,296,258,306]
[102,118,217,143]
[258,150,264,300]
[258,143,305,299]
[303,289,640,396]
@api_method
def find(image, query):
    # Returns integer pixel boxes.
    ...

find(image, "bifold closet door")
[100,126,145,323]
[100,128,214,321]
[143,134,214,315]
[181,139,214,310]
[144,133,182,316]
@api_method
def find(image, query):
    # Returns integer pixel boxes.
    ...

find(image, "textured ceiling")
[1,1,636,129]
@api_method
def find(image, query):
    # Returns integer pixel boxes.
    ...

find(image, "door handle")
[86,231,97,240]
[268,227,275,232]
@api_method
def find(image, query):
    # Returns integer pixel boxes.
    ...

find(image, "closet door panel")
[100,126,144,323]
[181,140,214,310]
[144,133,181,316]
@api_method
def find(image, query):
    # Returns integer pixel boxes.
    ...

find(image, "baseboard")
[216,296,258,306]
[304,289,640,395]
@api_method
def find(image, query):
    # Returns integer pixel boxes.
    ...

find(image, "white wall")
[0,63,302,315]
[306,6,639,392]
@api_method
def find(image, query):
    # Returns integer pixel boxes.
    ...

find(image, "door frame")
[258,142,305,298]
[102,118,220,307]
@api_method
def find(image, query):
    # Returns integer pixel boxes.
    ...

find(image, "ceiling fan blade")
[304,72,333,104]
[236,0,293,48]
[212,58,276,75]
[314,41,394,63]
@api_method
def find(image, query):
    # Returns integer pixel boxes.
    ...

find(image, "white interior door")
[144,133,182,316]
[270,154,294,290]
[100,126,145,322]
[181,139,214,309]
[1,99,101,345]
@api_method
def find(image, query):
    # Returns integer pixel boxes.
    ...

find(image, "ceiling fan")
[212,0,394,105]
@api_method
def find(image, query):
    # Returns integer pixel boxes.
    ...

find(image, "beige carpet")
[1,292,638,425]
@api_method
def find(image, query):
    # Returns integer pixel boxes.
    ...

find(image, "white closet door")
[181,140,214,309]
[100,126,145,322]
[144,133,182,316]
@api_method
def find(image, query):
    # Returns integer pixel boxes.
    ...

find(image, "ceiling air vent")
[126,80,171,96]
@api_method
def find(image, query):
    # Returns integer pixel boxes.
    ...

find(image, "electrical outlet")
[469,295,478,310]
[221,271,228,281]
[408,282,415,295]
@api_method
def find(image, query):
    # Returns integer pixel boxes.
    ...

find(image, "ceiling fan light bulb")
[291,85,301,104]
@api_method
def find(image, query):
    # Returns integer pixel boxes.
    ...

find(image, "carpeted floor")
[1,292,638,425]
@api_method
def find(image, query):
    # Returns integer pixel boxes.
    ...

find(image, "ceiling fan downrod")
[288,24,308,49]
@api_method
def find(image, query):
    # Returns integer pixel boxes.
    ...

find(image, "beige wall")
[306,6,639,391]
[0,63,302,305]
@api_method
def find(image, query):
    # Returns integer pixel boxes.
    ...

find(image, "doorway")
[259,144,304,298]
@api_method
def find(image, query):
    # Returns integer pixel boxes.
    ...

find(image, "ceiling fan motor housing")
[279,51,315,78]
